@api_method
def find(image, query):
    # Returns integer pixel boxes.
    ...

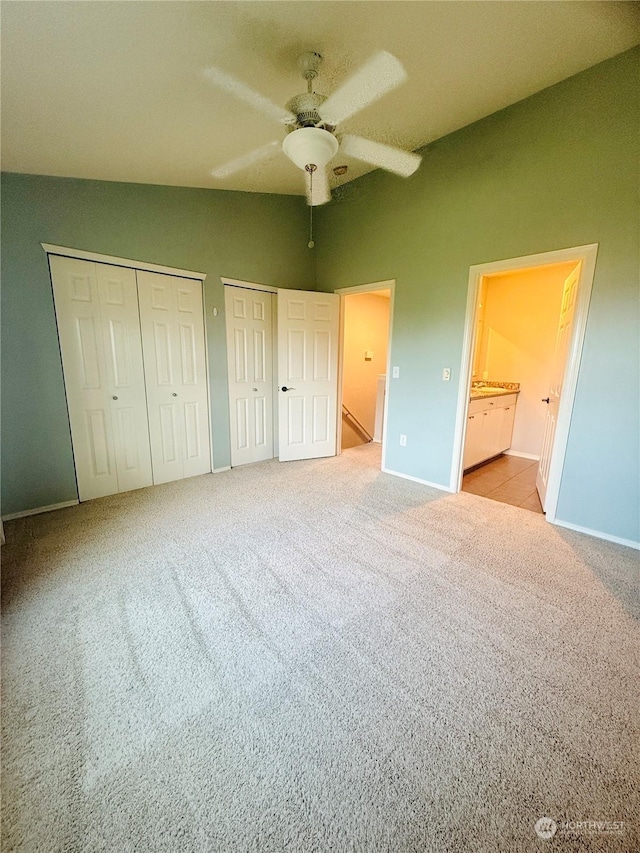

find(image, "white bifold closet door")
[50,255,153,501]
[137,271,211,484]
[50,257,211,501]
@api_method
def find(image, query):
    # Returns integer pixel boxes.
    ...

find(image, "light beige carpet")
[2,444,639,852]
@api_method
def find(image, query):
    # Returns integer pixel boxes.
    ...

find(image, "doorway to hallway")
[336,281,394,465]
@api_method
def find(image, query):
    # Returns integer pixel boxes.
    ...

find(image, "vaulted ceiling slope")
[2,1,638,197]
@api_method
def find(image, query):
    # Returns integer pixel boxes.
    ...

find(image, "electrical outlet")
[399,434,407,446]
[392,366,400,378]
[442,367,451,381]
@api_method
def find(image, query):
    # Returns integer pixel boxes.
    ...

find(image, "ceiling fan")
[205,51,421,207]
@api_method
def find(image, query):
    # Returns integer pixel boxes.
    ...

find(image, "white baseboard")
[504,450,540,460]
[212,466,231,474]
[551,518,639,551]
[382,467,451,493]
[2,500,79,521]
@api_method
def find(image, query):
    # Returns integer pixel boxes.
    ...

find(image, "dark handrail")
[342,404,373,442]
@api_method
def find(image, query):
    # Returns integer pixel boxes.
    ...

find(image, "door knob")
[541,397,550,404]
[280,386,295,392]
[112,395,118,400]
[252,387,258,392]
[172,392,178,397]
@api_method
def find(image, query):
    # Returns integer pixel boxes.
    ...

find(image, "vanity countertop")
[469,382,520,401]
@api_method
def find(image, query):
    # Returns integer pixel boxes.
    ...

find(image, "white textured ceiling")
[2,1,638,197]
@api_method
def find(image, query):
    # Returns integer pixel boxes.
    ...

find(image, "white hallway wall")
[342,291,390,447]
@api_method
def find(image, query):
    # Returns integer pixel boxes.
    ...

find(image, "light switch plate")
[392,366,400,378]
[442,367,451,381]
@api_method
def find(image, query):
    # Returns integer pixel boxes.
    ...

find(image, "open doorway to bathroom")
[336,281,394,467]
[452,245,597,521]
[462,261,578,513]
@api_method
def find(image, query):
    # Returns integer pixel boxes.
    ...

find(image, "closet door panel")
[137,271,211,484]
[96,264,153,493]
[137,272,185,485]
[175,278,211,478]
[225,286,274,467]
[49,255,118,500]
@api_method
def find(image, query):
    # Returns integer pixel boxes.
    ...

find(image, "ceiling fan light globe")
[282,127,338,171]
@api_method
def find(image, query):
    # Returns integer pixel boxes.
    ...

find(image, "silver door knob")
[172,393,178,397]
[112,396,118,400]
[252,388,258,391]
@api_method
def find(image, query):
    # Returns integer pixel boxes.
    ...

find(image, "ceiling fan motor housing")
[286,92,329,128]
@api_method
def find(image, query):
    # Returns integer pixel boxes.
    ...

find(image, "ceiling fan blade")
[305,167,331,206]
[317,51,407,126]
[340,134,421,177]
[203,66,294,125]
[211,141,281,179]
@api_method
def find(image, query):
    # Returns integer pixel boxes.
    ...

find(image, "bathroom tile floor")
[462,455,543,514]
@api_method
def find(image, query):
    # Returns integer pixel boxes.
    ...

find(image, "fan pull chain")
[305,164,316,248]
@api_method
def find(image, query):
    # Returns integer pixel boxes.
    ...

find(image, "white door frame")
[334,280,395,469]
[451,244,598,523]
[42,243,206,281]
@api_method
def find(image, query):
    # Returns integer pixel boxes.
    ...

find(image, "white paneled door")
[50,256,153,500]
[137,271,211,484]
[277,289,340,461]
[225,286,274,466]
[536,264,580,508]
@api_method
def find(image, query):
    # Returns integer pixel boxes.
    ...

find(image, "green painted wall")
[1,176,313,515]
[315,48,639,543]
